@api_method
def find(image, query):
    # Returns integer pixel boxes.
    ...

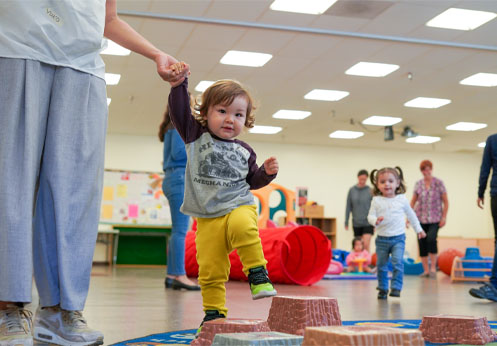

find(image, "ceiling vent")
[324,0,394,19]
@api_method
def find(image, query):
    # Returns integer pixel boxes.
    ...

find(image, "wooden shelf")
[296,217,336,248]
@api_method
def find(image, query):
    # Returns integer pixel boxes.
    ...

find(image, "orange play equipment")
[438,248,464,276]
[252,183,296,229]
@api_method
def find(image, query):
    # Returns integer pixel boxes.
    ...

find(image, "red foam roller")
[185,225,331,286]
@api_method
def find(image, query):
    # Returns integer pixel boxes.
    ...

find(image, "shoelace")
[62,310,87,328]
[4,308,33,332]
[249,269,270,285]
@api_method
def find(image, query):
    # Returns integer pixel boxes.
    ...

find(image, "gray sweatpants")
[0,58,107,311]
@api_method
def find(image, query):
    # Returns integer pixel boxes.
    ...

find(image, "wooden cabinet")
[296,217,336,248]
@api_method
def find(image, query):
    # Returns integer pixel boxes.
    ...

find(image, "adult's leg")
[418,224,429,274]
[165,190,190,276]
[375,236,391,291]
[390,235,406,291]
[490,195,497,288]
[33,67,107,311]
[425,223,440,273]
[0,58,52,304]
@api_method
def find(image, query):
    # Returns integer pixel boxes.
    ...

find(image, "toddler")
[167,62,279,332]
[368,167,426,299]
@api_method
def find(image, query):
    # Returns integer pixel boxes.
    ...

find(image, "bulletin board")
[99,169,171,226]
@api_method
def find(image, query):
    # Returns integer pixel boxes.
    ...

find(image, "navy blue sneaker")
[377,289,388,300]
[469,283,497,302]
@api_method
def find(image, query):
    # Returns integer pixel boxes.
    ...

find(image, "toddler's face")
[354,241,363,252]
[377,172,399,197]
[204,95,248,140]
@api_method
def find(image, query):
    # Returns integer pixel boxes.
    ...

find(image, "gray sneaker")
[0,305,33,346]
[33,306,103,346]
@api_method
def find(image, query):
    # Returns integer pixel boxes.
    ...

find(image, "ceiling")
[105,0,497,153]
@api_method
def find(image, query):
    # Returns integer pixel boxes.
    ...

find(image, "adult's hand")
[345,225,349,231]
[477,197,484,209]
[439,218,446,228]
[156,53,187,83]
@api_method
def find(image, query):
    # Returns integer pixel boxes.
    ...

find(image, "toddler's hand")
[168,62,190,88]
[264,156,279,175]
[376,216,384,225]
[418,230,427,239]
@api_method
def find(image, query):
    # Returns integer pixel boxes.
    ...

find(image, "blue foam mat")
[109,320,497,346]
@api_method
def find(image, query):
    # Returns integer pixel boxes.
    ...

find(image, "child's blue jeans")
[376,234,405,291]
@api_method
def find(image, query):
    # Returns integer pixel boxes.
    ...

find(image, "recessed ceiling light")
[460,73,497,87]
[272,110,311,120]
[249,125,283,134]
[107,98,111,106]
[362,116,402,126]
[404,97,451,109]
[195,81,215,92]
[478,142,486,148]
[426,8,497,31]
[329,130,364,139]
[406,136,441,144]
[304,89,349,101]
[101,40,131,56]
[105,73,121,85]
[220,50,272,67]
[270,0,338,15]
[345,62,399,77]
[446,122,487,131]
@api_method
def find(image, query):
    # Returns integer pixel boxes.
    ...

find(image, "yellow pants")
[195,205,267,316]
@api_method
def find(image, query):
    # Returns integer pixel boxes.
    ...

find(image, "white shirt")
[368,194,423,237]
[0,0,106,78]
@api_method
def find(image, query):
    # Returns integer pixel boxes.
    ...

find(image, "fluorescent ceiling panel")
[304,89,349,101]
[195,81,215,92]
[270,0,338,15]
[404,97,451,109]
[460,73,497,87]
[426,8,497,31]
[101,40,131,56]
[446,122,487,131]
[345,62,399,77]
[220,50,272,67]
[329,130,364,139]
[105,73,121,85]
[362,116,402,126]
[478,142,486,148]
[107,98,111,106]
[249,125,283,134]
[406,136,441,144]
[272,110,311,120]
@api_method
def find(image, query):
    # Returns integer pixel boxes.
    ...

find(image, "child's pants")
[375,234,405,291]
[196,205,267,316]
[0,58,107,310]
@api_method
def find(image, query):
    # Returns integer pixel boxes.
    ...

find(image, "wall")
[105,134,493,258]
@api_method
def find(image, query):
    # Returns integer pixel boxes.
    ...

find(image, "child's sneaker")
[33,306,103,346]
[195,310,226,337]
[377,289,388,300]
[389,289,401,297]
[0,305,33,346]
[248,267,277,300]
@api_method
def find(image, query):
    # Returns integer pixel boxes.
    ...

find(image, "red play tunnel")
[184,225,331,286]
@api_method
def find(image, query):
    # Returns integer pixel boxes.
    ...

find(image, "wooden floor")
[30,265,497,345]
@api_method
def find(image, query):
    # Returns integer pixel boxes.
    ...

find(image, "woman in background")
[410,160,448,278]
[159,104,200,291]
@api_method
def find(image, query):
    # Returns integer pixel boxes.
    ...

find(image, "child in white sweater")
[368,167,426,299]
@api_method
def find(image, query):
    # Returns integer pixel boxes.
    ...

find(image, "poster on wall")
[99,169,171,225]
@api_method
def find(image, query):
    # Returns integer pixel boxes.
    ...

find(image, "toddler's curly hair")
[193,79,256,128]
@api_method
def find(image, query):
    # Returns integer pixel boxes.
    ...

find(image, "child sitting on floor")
[345,237,373,273]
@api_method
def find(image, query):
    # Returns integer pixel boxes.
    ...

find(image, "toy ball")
[438,248,464,276]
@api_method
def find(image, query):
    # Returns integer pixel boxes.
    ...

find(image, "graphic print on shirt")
[193,134,249,187]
